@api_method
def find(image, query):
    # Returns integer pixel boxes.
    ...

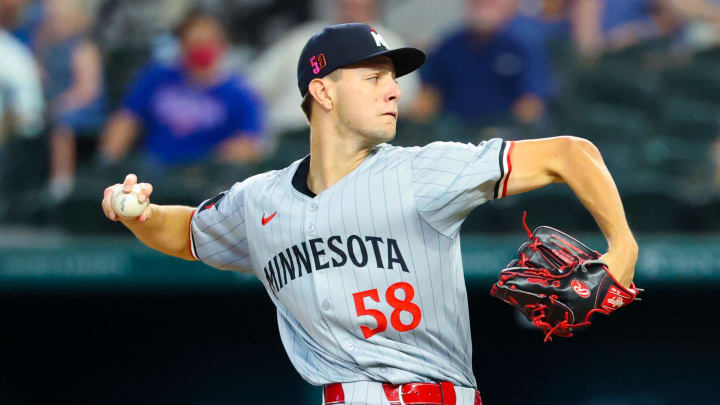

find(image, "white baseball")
[111,184,149,218]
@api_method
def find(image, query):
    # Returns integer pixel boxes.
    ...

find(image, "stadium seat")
[657,98,719,141]
[662,64,720,105]
[572,61,663,112]
[558,102,652,144]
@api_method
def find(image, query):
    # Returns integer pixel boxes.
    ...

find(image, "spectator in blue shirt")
[99,10,265,169]
[411,0,552,127]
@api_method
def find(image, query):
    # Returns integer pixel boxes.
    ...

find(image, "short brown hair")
[174,9,225,41]
[301,93,313,122]
[299,70,342,122]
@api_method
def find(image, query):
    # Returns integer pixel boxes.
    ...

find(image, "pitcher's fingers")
[137,183,153,203]
[102,184,120,221]
[104,184,117,200]
[101,197,116,221]
[138,204,152,223]
[123,173,138,192]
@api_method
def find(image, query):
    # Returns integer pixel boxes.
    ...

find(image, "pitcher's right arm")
[101,174,196,261]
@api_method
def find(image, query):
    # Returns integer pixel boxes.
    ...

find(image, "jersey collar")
[291,155,316,198]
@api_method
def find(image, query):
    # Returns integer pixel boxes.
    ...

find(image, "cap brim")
[384,47,426,78]
[338,47,426,78]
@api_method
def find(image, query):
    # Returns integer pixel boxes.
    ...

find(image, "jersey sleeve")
[411,138,513,237]
[189,180,253,272]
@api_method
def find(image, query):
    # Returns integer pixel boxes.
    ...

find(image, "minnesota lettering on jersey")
[263,235,408,294]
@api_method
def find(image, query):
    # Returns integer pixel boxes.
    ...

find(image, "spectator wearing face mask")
[99,9,265,171]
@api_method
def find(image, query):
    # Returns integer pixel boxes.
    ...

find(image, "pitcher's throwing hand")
[101,174,153,222]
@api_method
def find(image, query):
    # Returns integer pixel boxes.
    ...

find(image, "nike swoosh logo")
[261,212,277,226]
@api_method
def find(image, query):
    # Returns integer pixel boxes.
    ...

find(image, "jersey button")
[321,300,331,311]
[309,203,318,212]
[306,223,315,233]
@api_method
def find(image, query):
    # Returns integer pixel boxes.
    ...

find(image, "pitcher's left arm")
[505,136,638,287]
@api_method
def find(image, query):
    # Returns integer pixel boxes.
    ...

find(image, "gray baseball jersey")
[189,138,513,394]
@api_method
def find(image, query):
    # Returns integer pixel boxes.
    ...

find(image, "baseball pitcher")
[101,24,638,405]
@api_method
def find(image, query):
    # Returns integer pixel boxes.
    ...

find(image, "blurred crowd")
[2,0,720,229]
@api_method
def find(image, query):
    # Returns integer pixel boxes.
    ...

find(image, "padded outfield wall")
[0,231,716,404]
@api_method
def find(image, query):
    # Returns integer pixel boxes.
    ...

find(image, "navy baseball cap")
[297,23,426,97]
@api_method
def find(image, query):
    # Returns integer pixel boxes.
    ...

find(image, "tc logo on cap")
[310,54,327,74]
[369,28,388,48]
